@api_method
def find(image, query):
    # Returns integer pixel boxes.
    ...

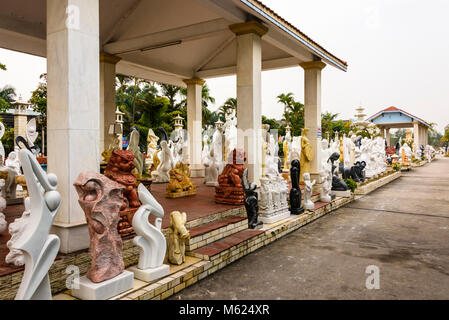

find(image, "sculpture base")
[290,207,305,215]
[331,190,351,198]
[260,210,291,224]
[304,202,315,211]
[6,197,24,205]
[129,264,170,282]
[166,188,197,198]
[320,194,332,203]
[71,271,134,300]
[215,186,244,205]
[206,181,219,187]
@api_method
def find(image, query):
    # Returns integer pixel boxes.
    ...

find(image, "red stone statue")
[104,150,141,236]
[215,148,246,205]
[74,172,125,283]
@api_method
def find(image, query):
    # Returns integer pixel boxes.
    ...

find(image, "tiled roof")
[367,106,431,128]
[243,0,348,69]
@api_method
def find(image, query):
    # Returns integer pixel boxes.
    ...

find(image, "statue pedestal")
[129,264,170,282]
[206,181,219,187]
[71,271,134,300]
[331,190,351,198]
[166,188,197,199]
[260,209,290,224]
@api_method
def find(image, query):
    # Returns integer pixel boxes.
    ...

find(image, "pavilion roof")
[366,106,432,128]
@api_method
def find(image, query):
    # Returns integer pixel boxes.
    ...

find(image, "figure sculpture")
[283,130,292,171]
[166,163,196,198]
[74,172,125,283]
[241,169,263,229]
[289,159,304,215]
[215,149,246,205]
[167,211,190,265]
[320,171,332,203]
[300,128,313,184]
[11,149,61,300]
[25,118,38,147]
[151,140,174,183]
[329,152,349,192]
[303,173,316,211]
[130,184,169,281]
[127,128,144,178]
[145,129,159,173]
[0,179,6,232]
[0,121,5,165]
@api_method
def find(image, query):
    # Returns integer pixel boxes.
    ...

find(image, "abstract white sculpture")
[130,184,170,281]
[0,179,6,232]
[303,173,316,211]
[151,140,174,183]
[26,118,38,147]
[12,149,61,300]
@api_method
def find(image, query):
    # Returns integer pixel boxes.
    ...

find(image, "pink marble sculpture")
[73,172,125,283]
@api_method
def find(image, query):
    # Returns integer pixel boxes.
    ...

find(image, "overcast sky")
[1,0,448,132]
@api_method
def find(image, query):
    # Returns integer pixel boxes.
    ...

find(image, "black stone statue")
[289,159,304,215]
[340,161,366,183]
[420,145,425,157]
[354,136,362,149]
[241,168,263,229]
[15,136,40,155]
[329,152,349,191]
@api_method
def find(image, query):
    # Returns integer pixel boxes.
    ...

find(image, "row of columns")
[45,0,325,253]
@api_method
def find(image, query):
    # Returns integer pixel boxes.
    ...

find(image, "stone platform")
[354,170,401,195]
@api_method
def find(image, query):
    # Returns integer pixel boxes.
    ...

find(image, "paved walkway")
[171,157,449,300]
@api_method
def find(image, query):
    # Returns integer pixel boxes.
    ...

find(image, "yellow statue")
[283,140,289,170]
[300,128,313,184]
[339,136,344,163]
[166,162,196,198]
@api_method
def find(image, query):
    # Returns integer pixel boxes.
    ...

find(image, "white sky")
[1,0,448,132]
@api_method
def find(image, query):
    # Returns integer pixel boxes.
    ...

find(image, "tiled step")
[186,216,248,251]
[188,229,264,261]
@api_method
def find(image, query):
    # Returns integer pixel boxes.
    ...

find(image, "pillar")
[300,60,326,182]
[100,53,121,152]
[13,107,28,142]
[47,0,100,253]
[230,21,268,183]
[385,128,390,146]
[183,78,205,178]
[413,121,420,154]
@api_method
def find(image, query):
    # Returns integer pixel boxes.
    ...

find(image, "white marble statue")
[5,151,21,175]
[26,118,38,147]
[10,149,61,300]
[0,179,6,232]
[151,140,174,183]
[303,173,316,211]
[400,143,413,165]
[258,178,272,214]
[130,184,169,281]
[291,136,301,161]
[205,125,225,186]
[258,177,290,224]
[320,171,332,203]
[265,131,281,178]
[224,109,237,160]
[127,128,144,177]
[319,139,332,183]
[343,135,356,168]
[145,129,159,170]
[0,121,5,165]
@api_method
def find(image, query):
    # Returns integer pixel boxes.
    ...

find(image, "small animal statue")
[167,168,195,194]
[329,152,349,191]
[12,149,61,300]
[132,183,168,272]
[241,168,263,229]
[104,149,140,210]
[73,172,125,283]
[289,159,304,215]
[167,211,190,265]
[303,173,316,211]
[352,161,366,182]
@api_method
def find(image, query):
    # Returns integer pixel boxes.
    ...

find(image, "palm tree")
[217,97,237,119]
[160,84,181,112]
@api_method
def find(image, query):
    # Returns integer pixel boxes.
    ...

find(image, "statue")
[241,169,262,229]
[300,128,313,184]
[303,173,316,211]
[289,159,304,215]
[320,171,332,203]
[291,136,301,161]
[0,179,6,233]
[166,163,196,198]
[130,184,170,281]
[5,151,21,175]
[73,172,125,283]
[0,121,5,165]
[127,128,144,178]
[104,150,141,236]
[282,126,292,171]
[329,152,349,192]
[215,149,246,205]
[25,118,38,147]
[145,129,159,173]
[151,140,175,183]
[167,211,190,265]
[223,108,237,159]
[11,149,61,300]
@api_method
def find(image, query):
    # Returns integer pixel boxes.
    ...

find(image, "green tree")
[217,97,237,120]
[0,62,5,71]
[0,85,16,112]
[391,129,406,147]
[277,93,304,136]
[179,83,217,126]
[160,84,181,112]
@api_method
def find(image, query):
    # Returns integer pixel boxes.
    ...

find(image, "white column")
[230,21,268,183]
[413,121,420,152]
[300,60,326,181]
[183,78,205,178]
[47,0,100,253]
[13,107,28,142]
[100,53,121,152]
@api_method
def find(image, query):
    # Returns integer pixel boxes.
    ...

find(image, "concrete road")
[171,157,449,300]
